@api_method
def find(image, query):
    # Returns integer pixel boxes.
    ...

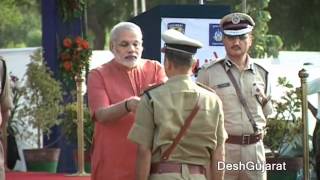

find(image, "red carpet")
[6,172,91,180]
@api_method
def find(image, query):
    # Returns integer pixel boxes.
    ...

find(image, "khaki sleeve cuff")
[216,112,228,146]
[128,96,154,148]
[128,124,153,148]
[262,98,273,117]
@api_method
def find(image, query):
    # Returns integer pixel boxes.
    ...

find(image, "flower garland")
[58,0,86,22]
[59,36,92,79]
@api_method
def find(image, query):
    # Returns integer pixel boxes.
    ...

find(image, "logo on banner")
[167,23,186,34]
[209,24,223,46]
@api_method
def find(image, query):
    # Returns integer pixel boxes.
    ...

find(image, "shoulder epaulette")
[201,58,225,70]
[253,62,269,94]
[0,57,6,97]
[196,82,215,93]
[142,83,164,100]
[254,62,268,73]
[144,83,164,93]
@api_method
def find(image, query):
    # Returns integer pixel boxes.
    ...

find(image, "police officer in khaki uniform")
[128,29,227,180]
[0,57,13,180]
[197,13,273,180]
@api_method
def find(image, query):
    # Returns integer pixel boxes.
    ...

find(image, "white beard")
[116,58,138,68]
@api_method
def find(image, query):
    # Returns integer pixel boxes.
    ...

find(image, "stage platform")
[6,172,90,180]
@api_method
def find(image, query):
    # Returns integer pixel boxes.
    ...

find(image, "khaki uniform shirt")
[0,58,13,180]
[0,59,13,125]
[197,57,273,135]
[128,75,227,165]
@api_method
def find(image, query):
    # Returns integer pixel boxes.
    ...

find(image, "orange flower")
[60,35,92,78]
[63,38,73,48]
[75,36,83,47]
[63,61,73,71]
[81,40,89,49]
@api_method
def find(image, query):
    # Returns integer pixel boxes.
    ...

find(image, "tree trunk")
[37,127,41,149]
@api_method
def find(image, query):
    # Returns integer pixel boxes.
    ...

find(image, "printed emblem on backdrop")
[167,23,186,34]
[209,24,223,46]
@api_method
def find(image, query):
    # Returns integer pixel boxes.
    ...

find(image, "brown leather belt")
[226,133,262,145]
[150,162,205,174]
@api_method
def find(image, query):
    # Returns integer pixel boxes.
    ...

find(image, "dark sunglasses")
[224,34,249,40]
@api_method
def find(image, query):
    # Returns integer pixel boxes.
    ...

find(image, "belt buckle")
[242,134,250,144]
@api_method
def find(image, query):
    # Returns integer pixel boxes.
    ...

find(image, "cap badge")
[231,14,241,24]
[167,23,186,34]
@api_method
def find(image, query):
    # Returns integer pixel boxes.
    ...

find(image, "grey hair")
[110,22,143,43]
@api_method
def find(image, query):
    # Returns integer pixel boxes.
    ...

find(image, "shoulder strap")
[0,58,6,97]
[219,62,258,132]
[161,94,201,161]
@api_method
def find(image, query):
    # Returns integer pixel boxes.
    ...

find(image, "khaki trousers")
[150,164,206,180]
[224,140,266,180]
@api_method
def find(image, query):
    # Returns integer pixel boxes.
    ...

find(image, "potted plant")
[61,102,93,172]
[17,48,64,173]
[264,77,304,180]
